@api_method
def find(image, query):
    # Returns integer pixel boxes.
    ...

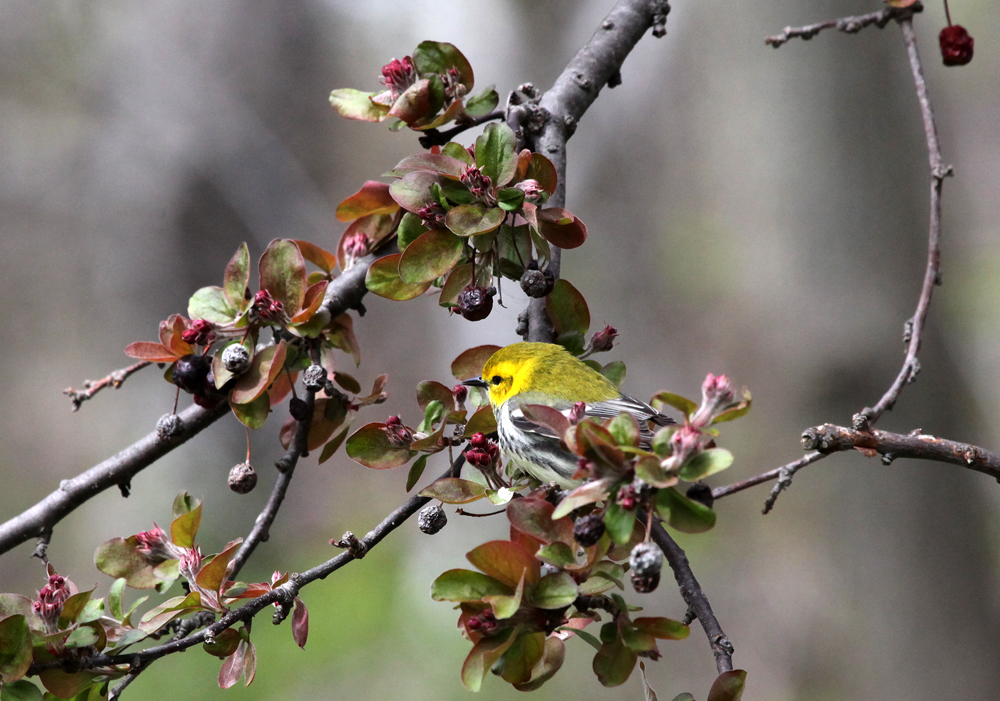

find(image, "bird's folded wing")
[585,396,675,426]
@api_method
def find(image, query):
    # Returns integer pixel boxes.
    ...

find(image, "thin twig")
[417,110,504,149]
[63,361,152,411]
[800,423,1000,481]
[711,452,826,504]
[649,519,734,674]
[26,455,466,677]
[765,2,922,48]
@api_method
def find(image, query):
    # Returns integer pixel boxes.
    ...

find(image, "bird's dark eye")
[491,375,503,386]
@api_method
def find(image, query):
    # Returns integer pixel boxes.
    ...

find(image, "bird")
[462,342,674,488]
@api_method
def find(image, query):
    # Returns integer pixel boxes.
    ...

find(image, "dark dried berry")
[289,397,309,421]
[302,364,327,392]
[573,512,606,547]
[192,392,223,409]
[417,504,447,534]
[228,463,257,494]
[156,413,185,442]
[172,354,211,394]
[939,25,974,66]
[519,268,554,298]
[456,285,496,322]
[632,570,661,593]
[686,482,715,509]
[629,542,663,593]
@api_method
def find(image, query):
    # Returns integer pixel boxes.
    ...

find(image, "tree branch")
[27,456,465,677]
[417,110,504,149]
[63,361,152,412]
[1,251,387,559]
[649,519,734,674]
[800,422,1000,481]
[765,2,922,48]
[525,0,669,342]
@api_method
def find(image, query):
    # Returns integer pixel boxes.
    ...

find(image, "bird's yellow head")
[465,342,620,409]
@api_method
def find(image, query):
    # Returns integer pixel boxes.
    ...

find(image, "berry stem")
[244,426,252,463]
[171,386,180,415]
[943,0,952,26]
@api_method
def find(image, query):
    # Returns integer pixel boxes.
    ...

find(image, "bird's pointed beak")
[462,378,488,388]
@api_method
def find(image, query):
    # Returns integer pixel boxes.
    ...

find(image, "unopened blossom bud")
[383,416,413,448]
[456,285,495,322]
[568,401,587,426]
[181,319,217,346]
[380,56,417,101]
[629,542,663,593]
[669,424,702,464]
[515,178,546,203]
[229,462,257,494]
[939,25,974,66]
[589,326,618,354]
[303,364,327,392]
[690,373,735,427]
[416,203,446,229]
[460,165,494,205]
[33,572,71,633]
[466,610,499,635]
[573,512,606,547]
[250,289,285,323]
[452,384,468,404]
[441,66,466,100]
[135,524,184,563]
[342,231,370,270]
[616,483,638,511]
[178,547,204,582]
[222,344,251,375]
[156,413,185,442]
[418,504,447,534]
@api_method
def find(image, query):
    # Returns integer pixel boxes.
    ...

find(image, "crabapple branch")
[0,251,385,559]
[764,2,922,48]
[525,0,670,343]
[800,422,1000,481]
[649,519,734,674]
[418,109,504,149]
[62,360,152,411]
[26,456,465,676]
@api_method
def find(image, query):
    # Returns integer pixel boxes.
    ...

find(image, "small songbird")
[463,342,674,488]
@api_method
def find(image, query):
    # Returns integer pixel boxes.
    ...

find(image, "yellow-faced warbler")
[463,342,674,488]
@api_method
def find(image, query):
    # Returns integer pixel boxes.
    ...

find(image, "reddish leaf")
[388,78,434,124]
[243,640,257,686]
[231,340,288,405]
[218,641,246,689]
[419,478,486,504]
[545,279,590,337]
[708,670,748,701]
[461,628,518,692]
[195,539,243,596]
[293,239,338,273]
[513,635,565,692]
[159,314,193,356]
[292,599,309,649]
[223,243,251,310]
[124,342,178,362]
[506,498,575,546]
[290,280,329,324]
[525,153,558,195]
[398,229,465,284]
[467,540,540,588]
[365,253,432,301]
[537,208,587,249]
[327,313,362,367]
[417,381,456,412]
[520,404,571,439]
[259,240,307,313]
[389,171,440,212]
[345,423,416,469]
[390,153,468,179]
[451,345,501,381]
[336,181,398,222]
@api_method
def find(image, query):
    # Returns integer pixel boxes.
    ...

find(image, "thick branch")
[526,0,667,342]
[27,457,464,676]
[63,360,152,411]
[1,251,386,559]
[649,519,734,673]
[801,423,1000,481]
[765,3,922,48]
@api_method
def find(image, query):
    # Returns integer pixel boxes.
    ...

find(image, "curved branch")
[63,360,152,411]
[27,456,465,676]
[526,0,668,342]
[418,110,504,149]
[765,3,922,48]
[0,251,387,559]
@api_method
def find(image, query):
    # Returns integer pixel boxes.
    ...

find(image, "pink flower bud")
[569,402,587,425]
[178,547,204,582]
[342,231,370,270]
[416,203,446,229]
[515,179,546,202]
[460,166,496,205]
[135,524,184,564]
[251,289,285,323]
[383,417,413,448]
[380,56,418,101]
[452,384,468,404]
[589,326,618,354]
[181,319,217,346]
[669,424,701,463]
[33,572,71,633]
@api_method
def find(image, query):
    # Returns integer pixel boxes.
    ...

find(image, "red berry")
[939,25,974,66]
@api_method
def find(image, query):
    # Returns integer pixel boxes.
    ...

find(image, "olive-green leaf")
[258,239,306,313]
[678,448,734,482]
[655,487,717,534]
[398,230,465,284]
[188,286,237,325]
[329,88,388,122]
[546,279,590,337]
[346,423,417,469]
[431,569,512,602]
[0,614,32,682]
[475,123,518,187]
[365,254,432,301]
[445,203,504,237]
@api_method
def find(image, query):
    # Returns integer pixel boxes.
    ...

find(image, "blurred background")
[2,0,999,698]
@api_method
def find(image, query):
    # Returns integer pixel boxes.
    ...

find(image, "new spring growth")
[690,373,735,428]
[383,415,414,448]
[135,524,186,564]
[341,230,370,270]
[182,318,217,346]
[379,56,417,102]
[33,570,71,635]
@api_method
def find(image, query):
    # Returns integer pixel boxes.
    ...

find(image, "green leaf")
[188,286,237,325]
[94,537,171,590]
[497,630,544,685]
[389,171,440,213]
[317,425,351,465]
[679,448,734,482]
[0,615,31,683]
[465,86,499,117]
[431,570,512,602]
[531,572,578,609]
[107,578,127,621]
[655,488,717,534]
[633,617,690,640]
[713,391,752,424]
[604,501,637,545]
[484,574,525,620]
[413,41,474,89]
[396,212,428,252]
[416,381,455,412]
[634,455,677,489]
[398,229,465,283]
[708,670,748,701]
[230,340,287,405]
[258,240,306,313]
[462,405,498,437]
[173,492,199,519]
[672,695,696,701]
[346,423,417,469]
[170,501,202,549]
[451,345,501,381]
[222,243,250,310]
[620,623,657,652]
[387,78,434,125]
[0,680,43,701]
[593,636,638,687]
[512,635,565,692]
[652,392,698,418]
[537,208,587,249]
[552,478,613,519]
[442,141,475,165]
[506,497,575,546]
[203,628,242,659]
[608,412,640,447]
[475,123,518,187]
[329,88,388,122]
[601,361,627,388]
[195,539,242,595]
[445,203,504,237]
[419,477,486,504]
[497,188,525,212]
[546,279,590,337]
[579,561,626,595]
[652,426,676,458]
[461,627,517,692]
[536,542,576,568]
[230,391,271,429]
[365,253,432,301]
[405,455,428,492]
[467,540,540,588]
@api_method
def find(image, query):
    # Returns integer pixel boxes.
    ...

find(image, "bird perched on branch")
[463,342,674,488]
